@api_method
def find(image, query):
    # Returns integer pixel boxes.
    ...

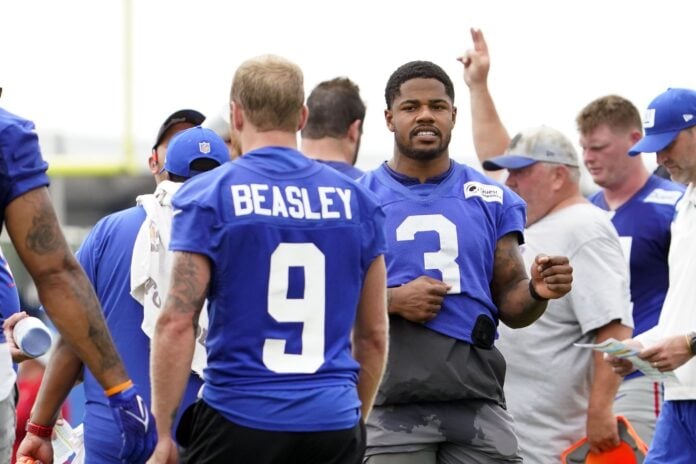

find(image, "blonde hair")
[576,95,643,136]
[230,54,304,133]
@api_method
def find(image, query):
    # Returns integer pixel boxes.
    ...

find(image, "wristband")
[104,379,134,397]
[26,421,53,439]
[529,280,549,302]
[687,332,696,356]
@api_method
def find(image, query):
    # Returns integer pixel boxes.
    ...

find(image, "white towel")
[130,180,209,378]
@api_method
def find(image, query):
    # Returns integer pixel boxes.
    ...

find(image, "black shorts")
[178,400,366,464]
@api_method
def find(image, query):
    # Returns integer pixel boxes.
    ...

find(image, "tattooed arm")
[149,251,209,464]
[4,187,128,387]
[491,233,572,328]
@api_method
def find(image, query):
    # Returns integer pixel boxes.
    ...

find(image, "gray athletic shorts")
[0,389,16,464]
[365,399,522,464]
[614,375,664,446]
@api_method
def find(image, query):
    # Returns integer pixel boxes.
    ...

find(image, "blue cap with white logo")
[164,126,230,178]
[629,88,696,156]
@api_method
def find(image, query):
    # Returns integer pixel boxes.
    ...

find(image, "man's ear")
[297,105,308,132]
[148,149,159,174]
[385,109,395,133]
[630,129,643,145]
[232,102,244,131]
[347,119,362,142]
[553,165,570,189]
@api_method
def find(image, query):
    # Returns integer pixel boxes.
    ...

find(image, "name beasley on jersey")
[231,183,353,219]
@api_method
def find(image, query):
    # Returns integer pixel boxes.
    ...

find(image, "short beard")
[396,133,450,161]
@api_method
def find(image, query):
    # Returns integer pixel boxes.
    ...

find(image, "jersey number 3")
[263,242,325,374]
[396,214,461,293]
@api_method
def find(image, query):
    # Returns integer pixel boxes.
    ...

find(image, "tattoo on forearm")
[53,258,120,372]
[492,238,527,300]
[25,198,64,254]
[169,253,208,324]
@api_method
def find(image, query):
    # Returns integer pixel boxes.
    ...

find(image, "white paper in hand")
[574,338,678,382]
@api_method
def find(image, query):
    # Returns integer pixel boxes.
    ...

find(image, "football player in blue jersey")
[577,95,684,444]
[301,77,366,179]
[359,57,573,462]
[14,109,227,464]
[0,104,158,463]
[149,55,389,464]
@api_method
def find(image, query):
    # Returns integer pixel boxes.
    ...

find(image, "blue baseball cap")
[483,126,579,171]
[629,88,696,156]
[164,126,229,178]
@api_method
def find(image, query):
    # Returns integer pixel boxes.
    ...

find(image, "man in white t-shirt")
[482,126,634,463]
[609,87,696,464]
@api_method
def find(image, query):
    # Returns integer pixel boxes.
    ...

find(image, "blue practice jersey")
[359,162,526,345]
[589,175,683,336]
[170,146,386,432]
[76,206,203,462]
[0,108,50,228]
[316,160,364,180]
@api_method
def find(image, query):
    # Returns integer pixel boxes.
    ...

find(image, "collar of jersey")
[238,146,321,179]
[382,160,453,186]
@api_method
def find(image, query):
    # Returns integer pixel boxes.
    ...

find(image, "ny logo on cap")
[643,108,655,129]
[198,142,211,154]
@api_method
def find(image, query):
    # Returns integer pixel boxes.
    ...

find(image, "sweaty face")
[580,124,637,189]
[505,163,555,226]
[386,78,456,162]
[657,127,696,184]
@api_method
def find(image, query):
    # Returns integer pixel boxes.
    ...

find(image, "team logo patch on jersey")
[198,141,211,154]
[463,181,503,203]
[643,188,682,205]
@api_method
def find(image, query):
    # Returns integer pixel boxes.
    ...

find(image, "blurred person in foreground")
[0,102,155,463]
[148,54,388,464]
[301,77,366,179]
[15,110,228,464]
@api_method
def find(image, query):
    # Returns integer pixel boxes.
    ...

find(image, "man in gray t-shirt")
[482,126,633,463]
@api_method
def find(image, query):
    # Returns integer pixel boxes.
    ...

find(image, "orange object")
[561,415,648,464]
[104,379,134,397]
[17,457,37,464]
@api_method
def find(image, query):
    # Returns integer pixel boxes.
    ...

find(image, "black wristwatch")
[688,332,696,356]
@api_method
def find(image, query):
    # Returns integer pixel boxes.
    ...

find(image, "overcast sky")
[2,0,694,174]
